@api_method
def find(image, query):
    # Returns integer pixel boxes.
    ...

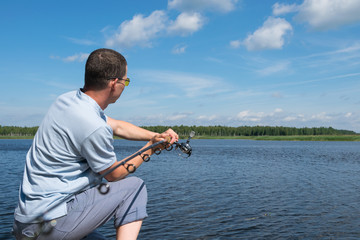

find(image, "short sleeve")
[80,126,117,173]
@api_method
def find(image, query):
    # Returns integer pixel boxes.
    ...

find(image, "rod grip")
[165,136,172,143]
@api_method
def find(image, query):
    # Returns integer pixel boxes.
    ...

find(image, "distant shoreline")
[193,135,360,141]
[1,135,360,141]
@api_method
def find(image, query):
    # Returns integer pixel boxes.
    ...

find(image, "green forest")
[1,125,357,138]
[142,125,357,137]
[0,126,38,136]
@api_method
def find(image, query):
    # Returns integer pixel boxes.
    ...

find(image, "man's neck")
[81,88,109,110]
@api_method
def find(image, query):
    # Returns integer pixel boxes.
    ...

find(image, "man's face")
[111,65,128,103]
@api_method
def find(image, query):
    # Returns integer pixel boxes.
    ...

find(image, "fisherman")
[13,48,178,240]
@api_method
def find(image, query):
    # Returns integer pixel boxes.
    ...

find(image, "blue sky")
[1,0,360,132]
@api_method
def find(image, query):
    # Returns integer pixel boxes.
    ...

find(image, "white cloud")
[137,70,224,98]
[299,43,360,61]
[172,44,188,54]
[257,61,291,75]
[229,40,241,48]
[106,10,167,49]
[284,116,298,122]
[104,0,239,50]
[287,112,360,132]
[168,113,192,121]
[125,112,197,126]
[51,53,89,62]
[168,0,238,13]
[205,57,223,63]
[242,17,293,51]
[311,112,332,121]
[232,109,359,131]
[345,112,352,118]
[65,37,96,46]
[237,110,266,122]
[272,2,299,15]
[161,73,220,98]
[197,115,218,121]
[272,92,283,98]
[236,109,285,123]
[295,0,360,30]
[105,10,207,49]
[168,12,205,36]
[63,53,89,62]
[43,80,78,90]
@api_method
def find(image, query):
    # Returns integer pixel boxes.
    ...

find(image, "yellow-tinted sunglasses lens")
[125,78,130,86]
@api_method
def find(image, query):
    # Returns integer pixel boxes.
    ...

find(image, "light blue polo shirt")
[14,89,117,223]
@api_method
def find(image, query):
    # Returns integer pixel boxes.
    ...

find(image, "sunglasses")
[108,77,130,86]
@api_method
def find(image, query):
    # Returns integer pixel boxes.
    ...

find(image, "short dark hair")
[84,48,127,90]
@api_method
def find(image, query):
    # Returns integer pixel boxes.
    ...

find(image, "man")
[13,48,178,239]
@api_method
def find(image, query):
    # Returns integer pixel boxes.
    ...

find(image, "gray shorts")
[13,177,148,240]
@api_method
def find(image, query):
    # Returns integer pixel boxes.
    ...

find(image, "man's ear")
[109,79,117,91]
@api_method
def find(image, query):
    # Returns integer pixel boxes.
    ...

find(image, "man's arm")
[99,131,178,182]
[107,116,157,140]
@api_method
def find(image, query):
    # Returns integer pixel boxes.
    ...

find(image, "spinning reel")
[174,130,195,158]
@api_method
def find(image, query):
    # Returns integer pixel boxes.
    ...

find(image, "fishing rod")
[28,131,195,238]
[97,130,195,196]
[98,130,195,193]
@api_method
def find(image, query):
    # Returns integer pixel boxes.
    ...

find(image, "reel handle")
[186,131,195,144]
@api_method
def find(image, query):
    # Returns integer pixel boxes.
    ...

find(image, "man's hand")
[150,128,179,145]
[164,128,179,144]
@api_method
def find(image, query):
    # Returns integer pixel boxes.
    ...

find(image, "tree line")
[143,125,357,137]
[0,125,39,136]
[0,125,357,137]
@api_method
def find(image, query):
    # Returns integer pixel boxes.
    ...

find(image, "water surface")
[1,139,360,239]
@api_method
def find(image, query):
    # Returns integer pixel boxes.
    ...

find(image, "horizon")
[0,124,357,135]
[1,0,360,132]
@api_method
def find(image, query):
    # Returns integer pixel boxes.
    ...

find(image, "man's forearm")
[116,121,157,140]
[108,117,157,140]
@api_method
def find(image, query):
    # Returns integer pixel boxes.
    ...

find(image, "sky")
[1,0,360,132]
